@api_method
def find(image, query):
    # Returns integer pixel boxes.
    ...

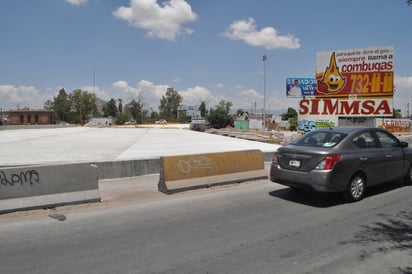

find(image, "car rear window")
[291,132,347,148]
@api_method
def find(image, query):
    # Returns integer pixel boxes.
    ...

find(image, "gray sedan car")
[270,127,412,202]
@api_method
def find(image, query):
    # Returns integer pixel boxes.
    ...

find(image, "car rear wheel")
[404,165,412,186]
[344,174,366,202]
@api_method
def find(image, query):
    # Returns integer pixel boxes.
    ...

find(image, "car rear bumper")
[270,164,346,192]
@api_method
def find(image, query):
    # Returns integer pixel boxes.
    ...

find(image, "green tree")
[43,100,54,111]
[151,111,159,120]
[289,117,298,131]
[281,107,298,131]
[217,100,232,113]
[237,109,246,116]
[53,88,71,122]
[115,113,129,125]
[236,109,249,120]
[207,100,234,129]
[198,101,208,118]
[178,111,190,123]
[118,98,123,113]
[125,98,144,123]
[69,89,97,124]
[103,98,118,117]
[393,108,403,119]
[44,88,100,124]
[159,87,182,120]
[281,107,297,120]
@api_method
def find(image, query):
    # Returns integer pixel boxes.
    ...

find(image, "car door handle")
[360,157,368,161]
[386,154,393,158]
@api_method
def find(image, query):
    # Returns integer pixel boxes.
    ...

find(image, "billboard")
[299,98,393,117]
[297,46,395,132]
[316,46,394,98]
[376,118,412,133]
[286,78,316,98]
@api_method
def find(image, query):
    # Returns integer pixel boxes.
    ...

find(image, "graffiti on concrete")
[0,170,40,186]
[178,156,216,173]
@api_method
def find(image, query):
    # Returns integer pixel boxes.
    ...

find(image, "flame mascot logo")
[317,52,346,94]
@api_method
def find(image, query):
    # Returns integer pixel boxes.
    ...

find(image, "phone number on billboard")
[348,72,393,95]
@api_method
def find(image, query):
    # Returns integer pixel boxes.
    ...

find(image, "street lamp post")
[263,54,267,129]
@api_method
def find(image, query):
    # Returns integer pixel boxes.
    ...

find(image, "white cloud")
[95,80,222,111]
[99,80,170,109]
[180,86,219,107]
[112,80,129,90]
[223,86,297,114]
[233,88,263,112]
[106,81,219,110]
[395,75,412,88]
[135,80,170,102]
[223,17,301,50]
[0,85,47,110]
[47,75,412,116]
[61,76,412,116]
[113,0,198,40]
[239,88,262,99]
[0,81,293,114]
[65,0,88,6]
[80,85,106,100]
[215,83,224,89]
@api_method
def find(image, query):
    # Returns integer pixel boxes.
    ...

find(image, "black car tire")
[404,165,412,186]
[344,174,366,202]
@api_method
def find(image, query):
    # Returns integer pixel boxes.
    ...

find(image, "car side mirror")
[401,141,409,148]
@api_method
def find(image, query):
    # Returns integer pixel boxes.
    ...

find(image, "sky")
[1,0,412,115]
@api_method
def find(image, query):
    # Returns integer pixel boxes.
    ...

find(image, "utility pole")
[262,54,267,129]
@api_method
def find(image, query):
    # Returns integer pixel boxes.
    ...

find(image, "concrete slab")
[0,125,279,213]
[0,126,280,166]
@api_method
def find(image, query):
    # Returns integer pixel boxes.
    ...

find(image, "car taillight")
[315,155,342,170]
[272,153,279,164]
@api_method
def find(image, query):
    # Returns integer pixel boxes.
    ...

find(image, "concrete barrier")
[158,150,268,193]
[0,163,100,213]
[0,152,275,213]
[96,158,160,180]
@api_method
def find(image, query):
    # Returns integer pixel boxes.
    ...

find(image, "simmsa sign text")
[299,98,393,116]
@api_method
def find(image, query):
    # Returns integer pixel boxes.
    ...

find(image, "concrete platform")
[0,125,280,167]
[0,125,280,213]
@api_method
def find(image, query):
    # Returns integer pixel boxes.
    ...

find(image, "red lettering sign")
[299,98,393,117]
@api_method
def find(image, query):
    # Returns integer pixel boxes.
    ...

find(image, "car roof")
[313,127,378,134]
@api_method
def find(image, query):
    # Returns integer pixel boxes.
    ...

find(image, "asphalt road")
[0,177,411,274]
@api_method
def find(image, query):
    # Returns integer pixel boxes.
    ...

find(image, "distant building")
[86,117,113,127]
[7,109,54,125]
[233,113,274,130]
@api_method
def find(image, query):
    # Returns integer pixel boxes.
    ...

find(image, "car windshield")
[291,131,347,148]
